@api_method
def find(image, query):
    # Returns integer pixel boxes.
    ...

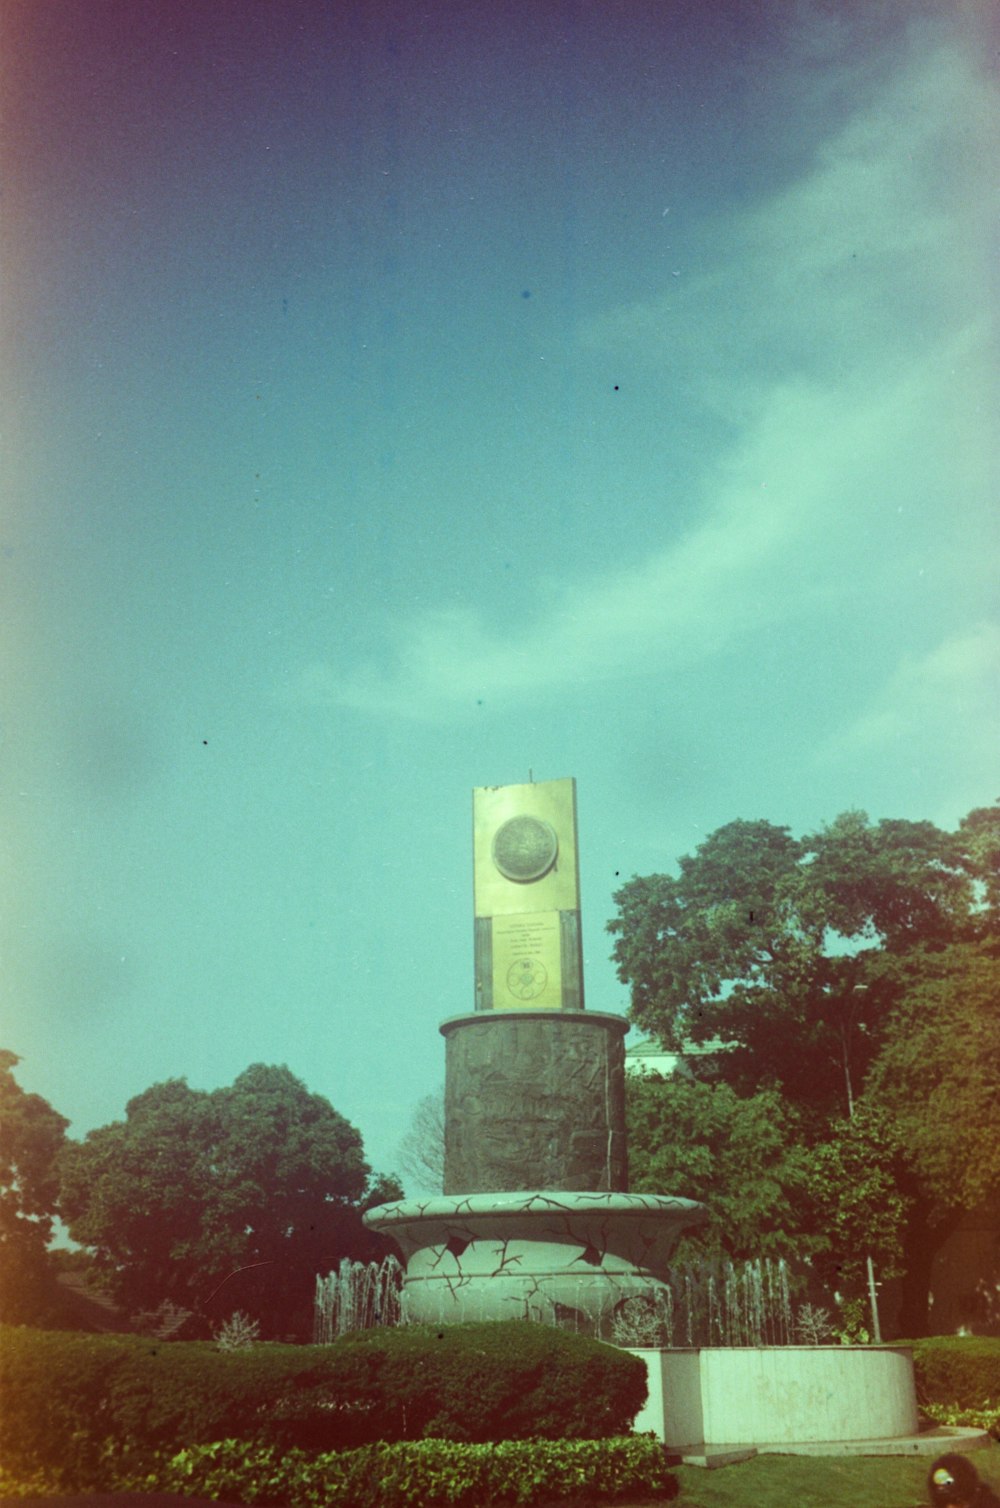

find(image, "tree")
[58,1064,402,1339]
[610,811,984,1126]
[956,802,1000,915]
[0,1051,69,1325]
[626,1073,816,1264]
[609,804,1000,1334]
[797,1103,910,1320]
[396,1087,445,1194]
[625,1071,911,1333]
[862,941,1000,1333]
[866,943,999,1219]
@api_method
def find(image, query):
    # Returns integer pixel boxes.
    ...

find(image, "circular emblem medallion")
[492,815,559,882]
[506,957,548,1000]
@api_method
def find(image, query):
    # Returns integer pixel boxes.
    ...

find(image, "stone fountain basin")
[628,1345,920,1448]
[363,1190,706,1330]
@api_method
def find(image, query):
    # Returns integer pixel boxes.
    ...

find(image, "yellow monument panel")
[473,778,579,916]
[472,777,582,1011]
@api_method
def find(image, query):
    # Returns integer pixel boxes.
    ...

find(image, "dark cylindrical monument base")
[441,1010,629,1195]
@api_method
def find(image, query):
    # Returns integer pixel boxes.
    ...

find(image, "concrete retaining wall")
[628,1346,919,1447]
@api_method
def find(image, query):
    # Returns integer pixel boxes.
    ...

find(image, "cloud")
[282,25,997,722]
[283,350,961,719]
[823,623,1000,759]
[580,34,995,409]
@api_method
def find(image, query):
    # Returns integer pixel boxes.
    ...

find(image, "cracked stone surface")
[364,1190,707,1331]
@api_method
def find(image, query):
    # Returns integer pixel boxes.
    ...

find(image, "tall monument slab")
[445,776,626,1194]
[473,777,583,1012]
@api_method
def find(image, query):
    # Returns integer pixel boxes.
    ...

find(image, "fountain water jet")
[313,1255,402,1341]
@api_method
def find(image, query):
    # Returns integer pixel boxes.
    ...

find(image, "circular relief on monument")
[492,815,559,882]
[506,956,548,1000]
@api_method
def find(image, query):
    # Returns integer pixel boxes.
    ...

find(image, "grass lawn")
[642,1440,1000,1508]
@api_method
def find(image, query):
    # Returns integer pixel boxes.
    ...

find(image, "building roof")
[625,1036,730,1057]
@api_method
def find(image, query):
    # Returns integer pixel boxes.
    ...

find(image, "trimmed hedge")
[902,1335,1000,1410]
[0,1327,340,1482]
[0,1321,648,1486]
[329,1320,646,1443]
[148,1434,674,1507]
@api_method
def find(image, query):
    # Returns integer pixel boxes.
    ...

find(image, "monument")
[359,781,934,1457]
[364,777,706,1335]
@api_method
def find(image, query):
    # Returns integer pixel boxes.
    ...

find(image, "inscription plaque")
[493,911,561,1007]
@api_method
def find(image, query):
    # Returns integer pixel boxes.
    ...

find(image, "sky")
[2,0,997,1196]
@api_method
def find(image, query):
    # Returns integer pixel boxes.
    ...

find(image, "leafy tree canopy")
[0,1051,68,1232]
[0,1051,70,1324]
[863,941,1000,1222]
[58,1063,402,1338]
[797,1103,911,1295]
[625,1073,912,1329]
[611,803,1000,1334]
[610,805,999,1123]
[626,1073,814,1264]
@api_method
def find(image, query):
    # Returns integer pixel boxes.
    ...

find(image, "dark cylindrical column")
[441,1011,629,1195]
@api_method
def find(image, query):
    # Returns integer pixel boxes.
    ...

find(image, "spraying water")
[313,1255,403,1342]
[577,1257,798,1347]
[314,1254,804,1346]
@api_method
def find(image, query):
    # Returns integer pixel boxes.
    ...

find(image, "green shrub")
[901,1336,1000,1410]
[0,1328,132,1487]
[0,1321,647,1485]
[148,1434,674,1508]
[331,1321,647,1443]
[922,1399,1000,1439]
[0,1327,378,1484]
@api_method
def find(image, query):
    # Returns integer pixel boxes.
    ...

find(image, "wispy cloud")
[580,35,995,405]
[823,623,1000,757]
[288,379,866,716]
[818,621,1000,828]
[284,27,996,721]
[284,351,969,719]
